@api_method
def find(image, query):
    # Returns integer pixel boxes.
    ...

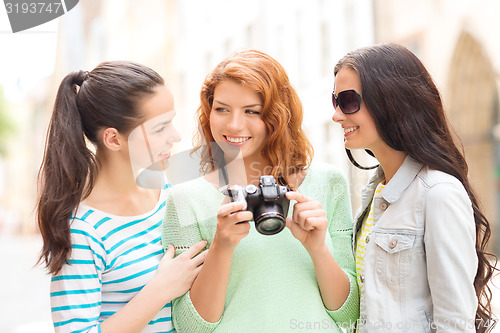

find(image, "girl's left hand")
[285,191,328,253]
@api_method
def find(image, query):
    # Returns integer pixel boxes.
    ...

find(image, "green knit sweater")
[162,162,359,332]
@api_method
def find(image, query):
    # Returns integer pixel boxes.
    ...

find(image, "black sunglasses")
[332,89,363,114]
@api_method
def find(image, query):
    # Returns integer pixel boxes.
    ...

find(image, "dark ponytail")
[37,70,97,275]
[37,61,164,275]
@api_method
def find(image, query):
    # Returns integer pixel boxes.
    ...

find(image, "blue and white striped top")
[50,187,174,333]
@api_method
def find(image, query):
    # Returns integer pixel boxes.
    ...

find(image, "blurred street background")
[1,0,500,331]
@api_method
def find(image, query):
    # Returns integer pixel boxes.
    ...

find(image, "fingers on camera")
[217,201,246,217]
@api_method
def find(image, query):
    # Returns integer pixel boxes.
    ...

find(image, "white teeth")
[225,136,250,143]
[344,127,358,134]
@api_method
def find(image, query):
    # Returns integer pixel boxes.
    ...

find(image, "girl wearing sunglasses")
[162,49,360,332]
[332,43,496,332]
[37,61,207,332]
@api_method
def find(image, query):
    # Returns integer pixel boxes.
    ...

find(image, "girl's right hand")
[212,200,253,251]
[154,240,208,300]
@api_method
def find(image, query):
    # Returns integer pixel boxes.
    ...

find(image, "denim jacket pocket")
[375,232,415,254]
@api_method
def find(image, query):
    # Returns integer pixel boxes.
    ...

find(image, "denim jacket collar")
[380,155,424,204]
[357,155,424,228]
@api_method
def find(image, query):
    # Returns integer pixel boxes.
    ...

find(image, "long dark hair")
[335,43,496,331]
[37,61,164,275]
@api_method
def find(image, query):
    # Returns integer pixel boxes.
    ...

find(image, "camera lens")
[259,216,284,232]
[254,210,286,235]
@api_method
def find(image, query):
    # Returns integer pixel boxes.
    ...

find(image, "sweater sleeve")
[162,188,204,255]
[324,169,360,329]
[162,186,221,333]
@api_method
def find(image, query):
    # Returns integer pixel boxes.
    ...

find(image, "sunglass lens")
[332,92,337,109]
[339,90,360,114]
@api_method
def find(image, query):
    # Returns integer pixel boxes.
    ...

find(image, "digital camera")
[225,175,291,235]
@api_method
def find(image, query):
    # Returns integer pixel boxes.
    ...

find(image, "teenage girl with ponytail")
[332,43,497,332]
[37,61,207,333]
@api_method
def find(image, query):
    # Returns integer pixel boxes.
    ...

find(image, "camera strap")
[218,158,230,191]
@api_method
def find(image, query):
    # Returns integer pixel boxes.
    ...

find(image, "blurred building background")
[1,0,500,331]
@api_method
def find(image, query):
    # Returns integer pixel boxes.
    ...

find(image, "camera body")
[226,175,291,235]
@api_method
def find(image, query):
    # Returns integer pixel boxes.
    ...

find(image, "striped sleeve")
[50,217,106,333]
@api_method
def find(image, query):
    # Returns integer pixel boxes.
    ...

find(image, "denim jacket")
[354,156,478,333]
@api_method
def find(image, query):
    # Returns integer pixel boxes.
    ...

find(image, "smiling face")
[209,79,268,163]
[128,85,181,172]
[332,68,386,155]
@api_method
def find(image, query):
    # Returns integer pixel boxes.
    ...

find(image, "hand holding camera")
[216,175,327,254]
[213,199,253,251]
[285,191,329,254]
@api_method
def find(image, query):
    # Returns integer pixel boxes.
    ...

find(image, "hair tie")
[75,70,90,87]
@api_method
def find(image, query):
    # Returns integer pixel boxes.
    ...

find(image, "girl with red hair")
[163,49,359,332]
